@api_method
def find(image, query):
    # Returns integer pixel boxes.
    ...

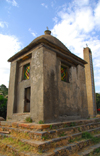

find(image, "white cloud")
[94,1,100,29]
[0,34,22,87]
[41,3,48,8]
[51,0,56,8]
[6,0,18,7]
[0,21,8,28]
[53,17,58,23]
[52,0,100,92]
[29,28,37,37]
[73,0,89,7]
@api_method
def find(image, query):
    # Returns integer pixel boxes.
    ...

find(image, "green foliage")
[64,124,68,128]
[59,132,65,137]
[0,94,7,119]
[38,120,44,124]
[70,122,76,127]
[92,137,100,144]
[0,84,8,96]
[96,93,100,109]
[42,135,48,140]
[25,117,32,123]
[78,127,81,132]
[94,147,100,154]
[82,132,93,139]
[69,138,74,143]
[50,125,52,129]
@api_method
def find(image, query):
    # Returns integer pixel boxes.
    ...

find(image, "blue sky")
[0,0,100,92]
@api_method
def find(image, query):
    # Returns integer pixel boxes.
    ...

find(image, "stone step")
[1,133,100,156]
[0,121,100,141]
[78,142,100,156]
[0,141,53,156]
[50,134,100,156]
[0,127,100,153]
[12,113,31,122]
[1,118,100,131]
[0,141,39,156]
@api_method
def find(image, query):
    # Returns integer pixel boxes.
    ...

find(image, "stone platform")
[0,118,100,155]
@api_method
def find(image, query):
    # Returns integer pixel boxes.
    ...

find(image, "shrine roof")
[8,30,87,65]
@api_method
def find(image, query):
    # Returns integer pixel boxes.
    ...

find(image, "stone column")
[30,47,44,123]
[83,47,97,117]
[7,61,17,120]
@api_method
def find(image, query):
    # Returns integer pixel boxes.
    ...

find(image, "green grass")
[42,135,48,140]
[82,132,100,144]
[89,147,100,156]
[82,132,93,139]
[78,127,81,132]
[25,117,32,123]
[38,120,44,124]
[0,137,33,152]
[69,138,74,143]
[94,147,100,153]
[50,125,52,129]
[58,132,66,137]
[64,124,68,128]
[70,122,76,127]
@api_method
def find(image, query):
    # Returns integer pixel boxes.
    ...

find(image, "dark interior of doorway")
[24,87,30,112]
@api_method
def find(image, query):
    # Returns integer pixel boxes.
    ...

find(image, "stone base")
[7,113,31,122]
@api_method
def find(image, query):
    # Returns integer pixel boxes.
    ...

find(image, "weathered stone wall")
[43,46,88,122]
[7,44,88,122]
[43,47,58,122]
[58,60,88,119]
[7,46,44,122]
[77,65,88,118]
[15,58,31,113]
[7,61,17,119]
[30,47,44,122]
[83,47,97,117]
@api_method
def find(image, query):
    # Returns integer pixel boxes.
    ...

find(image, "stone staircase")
[0,118,100,156]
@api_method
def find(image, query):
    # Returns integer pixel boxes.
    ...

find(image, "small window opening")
[23,63,30,80]
[61,64,69,82]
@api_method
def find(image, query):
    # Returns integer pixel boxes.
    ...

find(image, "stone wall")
[7,61,17,119]
[30,47,44,122]
[43,48,58,122]
[7,45,88,122]
[83,47,97,117]
[43,46,88,122]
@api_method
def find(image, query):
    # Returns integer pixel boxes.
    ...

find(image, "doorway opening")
[24,87,30,112]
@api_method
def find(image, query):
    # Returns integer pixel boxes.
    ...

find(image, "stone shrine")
[7,30,96,123]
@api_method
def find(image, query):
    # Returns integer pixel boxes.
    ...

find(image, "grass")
[42,135,48,140]
[78,127,81,132]
[69,138,74,143]
[82,132,93,139]
[64,124,68,128]
[94,147,100,153]
[50,125,52,129]
[89,147,100,156]
[70,122,76,127]
[12,131,30,139]
[59,132,66,137]
[0,137,34,152]
[38,120,44,124]
[25,117,32,123]
[82,131,100,144]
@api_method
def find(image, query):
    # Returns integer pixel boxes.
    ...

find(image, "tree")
[0,95,7,119]
[96,93,100,109]
[0,84,8,96]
